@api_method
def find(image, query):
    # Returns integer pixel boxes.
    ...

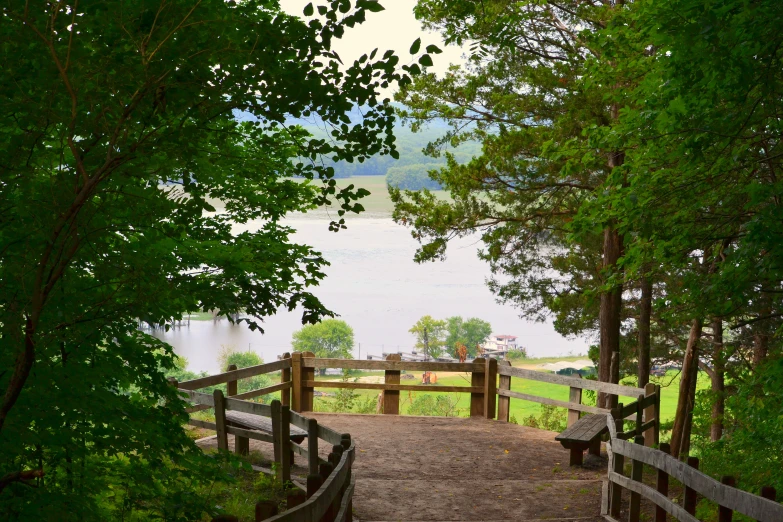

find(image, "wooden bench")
[555,413,607,466]
[225,410,308,456]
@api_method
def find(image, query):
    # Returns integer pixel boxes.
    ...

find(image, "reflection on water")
[154,213,589,373]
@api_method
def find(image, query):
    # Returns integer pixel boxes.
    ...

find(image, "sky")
[278,0,467,89]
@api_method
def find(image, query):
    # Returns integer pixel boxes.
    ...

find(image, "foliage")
[506,348,528,361]
[218,347,272,399]
[444,316,492,358]
[407,394,461,417]
[0,0,428,517]
[385,164,442,190]
[694,358,783,495]
[291,319,355,361]
[522,405,567,433]
[409,315,447,359]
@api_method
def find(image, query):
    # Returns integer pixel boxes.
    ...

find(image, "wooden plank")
[280,405,291,484]
[499,389,610,415]
[301,351,315,412]
[567,385,583,427]
[484,357,498,419]
[317,423,345,446]
[304,380,481,393]
[497,365,644,397]
[226,364,238,397]
[187,418,217,431]
[470,358,485,418]
[497,360,511,422]
[307,418,319,476]
[225,410,307,438]
[224,395,272,417]
[231,381,291,402]
[557,413,608,442]
[608,471,699,522]
[264,447,354,522]
[303,358,484,373]
[383,354,401,415]
[225,424,274,444]
[177,359,291,390]
[292,352,302,412]
[684,457,699,515]
[214,389,228,451]
[185,403,212,413]
[610,447,624,518]
[271,401,282,477]
[335,476,355,522]
[281,352,291,407]
[629,436,644,522]
[610,439,783,522]
[656,443,671,522]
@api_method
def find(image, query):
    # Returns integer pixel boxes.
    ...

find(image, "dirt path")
[198,414,606,521]
[309,414,605,522]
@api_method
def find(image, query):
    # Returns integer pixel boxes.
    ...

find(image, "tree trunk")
[680,348,700,458]
[637,275,652,388]
[709,317,725,442]
[598,227,623,409]
[752,331,769,368]
[670,318,703,459]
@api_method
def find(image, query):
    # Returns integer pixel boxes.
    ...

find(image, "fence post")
[319,461,335,522]
[567,379,583,427]
[281,352,291,407]
[635,394,644,437]
[656,443,670,522]
[255,500,277,521]
[291,352,302,412]
[609,404,624,518]
[629,435,644,522]
[719,475,736,522]
[226,364,238,397]
[307,418,319,477]
[280,405,291,484]
[470,358,485,418]
[643,382,656,446]
[271,400,282,474]
[484,357,498,420]
[213,389,228,452]
[301,351,315,412]
[497,360,511,422]
[684,456,700,515]
[654,384,661,446]
[383,354,401,415]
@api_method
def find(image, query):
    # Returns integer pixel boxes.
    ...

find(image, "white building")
[481,334,518,357]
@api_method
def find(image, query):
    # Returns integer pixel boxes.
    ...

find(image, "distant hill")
[233,107,480,178]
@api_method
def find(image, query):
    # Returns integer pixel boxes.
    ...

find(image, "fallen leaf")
[504,449,509,454]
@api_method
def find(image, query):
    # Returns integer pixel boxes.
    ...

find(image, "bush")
[522,404,567,432]
[506,348,529,360]
[385,164,441,190]
[407,394,461,417]
[218,346,272,400]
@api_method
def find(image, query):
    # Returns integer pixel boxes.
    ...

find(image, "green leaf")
[418,54,433,67]
[409,37,421,54]
[425,44,443,54]
[303,3,314,16]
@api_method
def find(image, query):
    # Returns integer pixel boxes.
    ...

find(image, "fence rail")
[603,413,782,522]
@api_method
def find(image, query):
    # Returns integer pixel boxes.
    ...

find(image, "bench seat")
[225,410,308,443]
[555,413,607,466]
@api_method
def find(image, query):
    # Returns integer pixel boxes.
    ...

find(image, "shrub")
[522,404,567,432]
[407,394,461,417]
[506,348,529,360]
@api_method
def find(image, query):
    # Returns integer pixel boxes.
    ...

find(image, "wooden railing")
[602,413,783,522]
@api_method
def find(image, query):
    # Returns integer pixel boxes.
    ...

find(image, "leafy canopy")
[0,0,422,518]
[292,319,355,359]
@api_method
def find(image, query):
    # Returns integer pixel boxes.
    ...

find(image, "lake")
[154,181,590,373]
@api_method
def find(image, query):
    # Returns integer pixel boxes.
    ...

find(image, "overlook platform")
[199,414,605,522]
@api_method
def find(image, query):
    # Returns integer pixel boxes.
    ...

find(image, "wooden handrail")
[604,418,783,522]
[497,365,645,398]
[302,357,484,372]
[178,359,292,390]
[304,380,482,394]
[498,389,610,415]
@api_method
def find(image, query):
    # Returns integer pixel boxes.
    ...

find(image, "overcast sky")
[279,0,466,91]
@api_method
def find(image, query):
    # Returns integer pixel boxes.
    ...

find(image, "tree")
[0,0,431,517]
[445,316,492,358]
[392,0,633,407]
[409,315,447,360]
[292,319,355,364]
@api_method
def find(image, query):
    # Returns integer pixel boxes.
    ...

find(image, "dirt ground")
[199,414,605,521]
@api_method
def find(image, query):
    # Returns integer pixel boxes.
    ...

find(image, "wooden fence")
[171,354,783,521]
[173,354,354,522]
[602,412,783,522]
